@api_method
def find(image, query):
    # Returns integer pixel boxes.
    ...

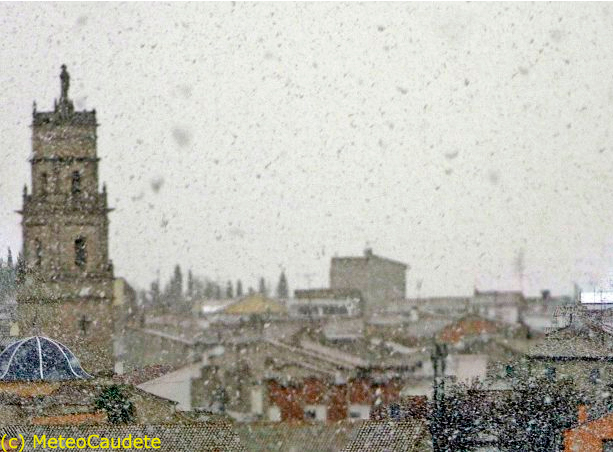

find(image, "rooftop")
[526,322,613,360]
[332,248,408,269]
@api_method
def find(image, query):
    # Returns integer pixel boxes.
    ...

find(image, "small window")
[349,411,361,419]
[304,405,327,421]
[79,315,92,335]
[75,237,87,268]
[348,404,370,420]
[34,239,42,267]
[40,172,47,194]
[505,365,515,378]
[590,368,601,384]
[71,170,81,194]
[545,366,556,381]
[268,406,281,422]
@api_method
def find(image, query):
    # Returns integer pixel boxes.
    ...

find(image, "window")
[79,315,92,335]
[349,404,370,420]
[268,406,281,422]
[323,306,334,315]
[545,366,556,381]
[505,365,515,378]
[304,405,327,421]
[34,238,42,267]
[40,172,47,194]
[304,408,316,420]
[75,237,87,268]
[590,368,601,384]
[71,170,81,194]
[297,305,318,316]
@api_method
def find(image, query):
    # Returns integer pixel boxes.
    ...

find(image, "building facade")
[17,66,115,375]
[266,377,402,422]
[330,248,407,314]
[289,288,362,319]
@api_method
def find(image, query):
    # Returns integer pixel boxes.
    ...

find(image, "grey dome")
[0,336,92,381]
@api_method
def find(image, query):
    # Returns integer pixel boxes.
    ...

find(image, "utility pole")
[431,341,448,452]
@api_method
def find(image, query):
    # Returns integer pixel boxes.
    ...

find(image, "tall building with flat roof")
[330,248,407,314]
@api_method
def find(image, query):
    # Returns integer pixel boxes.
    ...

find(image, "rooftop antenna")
[515,248,525,295]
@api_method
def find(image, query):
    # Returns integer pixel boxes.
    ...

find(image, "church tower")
[17,65,114,375]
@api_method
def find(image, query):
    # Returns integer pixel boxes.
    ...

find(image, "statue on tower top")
[60,64,70,99]
[57,64,74,117]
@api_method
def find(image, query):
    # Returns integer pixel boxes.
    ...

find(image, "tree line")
[139,265,289,314]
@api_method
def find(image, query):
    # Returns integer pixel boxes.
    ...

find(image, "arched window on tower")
[71,170,81,194]
[79,315,92,335]
[75,236,87,268]
[40,172,47,195]
[34,239,42,267]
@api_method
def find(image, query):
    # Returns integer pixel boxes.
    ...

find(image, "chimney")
[364,248,373,258]
[578,405,588,424]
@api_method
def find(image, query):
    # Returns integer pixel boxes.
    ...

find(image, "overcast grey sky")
[2,2,613,297]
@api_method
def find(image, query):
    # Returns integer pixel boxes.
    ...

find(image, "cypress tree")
[171,264,183,303]
[276,271,289,299]
[187,270,194,299]
[236,280,243,297]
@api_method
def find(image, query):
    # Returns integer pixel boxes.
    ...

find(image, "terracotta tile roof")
[0,380,178,411]
[236,421,358,452]
[527,324,613,360]
[437,316,500,344]
[341,420,431,452]
[235,419,431,452]
[0,381,61,397]
[30,413,106,425]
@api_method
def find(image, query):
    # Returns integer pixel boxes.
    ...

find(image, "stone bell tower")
[17,65,114,375]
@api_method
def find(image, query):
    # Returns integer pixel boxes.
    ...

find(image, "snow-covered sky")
[2,2,613,297]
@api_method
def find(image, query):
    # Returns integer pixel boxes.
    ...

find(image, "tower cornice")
[29,156,100,164]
